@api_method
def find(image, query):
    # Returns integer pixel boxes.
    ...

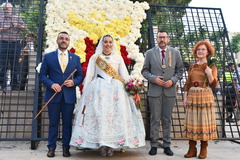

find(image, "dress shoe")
[164,147,174,156]
[149,147,157,155]
[47,148,55,157]
[63,148,71,157]
[226,117,235,123]
[226,116,235,123]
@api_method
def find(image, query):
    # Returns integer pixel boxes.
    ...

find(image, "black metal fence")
[0,0,43,142]
[0,1,239,149]
[140,5,240,141]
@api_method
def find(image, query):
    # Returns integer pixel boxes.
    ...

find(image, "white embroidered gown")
[70,54,146,149]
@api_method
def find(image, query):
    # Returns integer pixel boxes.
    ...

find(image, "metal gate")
[0,0,46,146]
[139,5,240,141]
[0,1,239,149]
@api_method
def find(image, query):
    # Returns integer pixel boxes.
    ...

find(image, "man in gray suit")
[141,30,183,156]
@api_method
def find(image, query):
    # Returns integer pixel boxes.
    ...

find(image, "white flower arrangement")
[45,0,149,80]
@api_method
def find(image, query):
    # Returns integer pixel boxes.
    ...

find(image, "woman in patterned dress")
[183,41,218,159]
[70,35,145,156]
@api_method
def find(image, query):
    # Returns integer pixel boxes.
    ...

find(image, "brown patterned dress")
[184,62,218,141]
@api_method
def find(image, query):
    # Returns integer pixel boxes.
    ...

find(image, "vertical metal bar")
[31,0,45,150]
[145,7,154,140]
[146,9,155,49]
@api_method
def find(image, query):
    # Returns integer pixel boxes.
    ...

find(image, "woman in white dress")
[70,35,146,156]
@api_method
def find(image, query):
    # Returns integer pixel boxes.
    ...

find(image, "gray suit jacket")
[141,46,183,97]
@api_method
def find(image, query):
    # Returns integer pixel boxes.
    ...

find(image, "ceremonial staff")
[34,69,77,119]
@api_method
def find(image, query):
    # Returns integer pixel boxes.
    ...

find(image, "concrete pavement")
[0,140,239,160]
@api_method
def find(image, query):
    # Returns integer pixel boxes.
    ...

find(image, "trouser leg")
[47,102,61,149]
[161,95,175,148]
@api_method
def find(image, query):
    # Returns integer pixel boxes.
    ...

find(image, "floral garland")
[45,0,149,80]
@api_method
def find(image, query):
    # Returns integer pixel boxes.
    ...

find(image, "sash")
[95,55,124,83]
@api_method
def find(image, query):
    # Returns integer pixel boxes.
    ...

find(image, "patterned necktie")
[161,50,165,65]
[61,52,66,72]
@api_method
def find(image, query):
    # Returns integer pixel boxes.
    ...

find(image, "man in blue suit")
[39,32,84,157]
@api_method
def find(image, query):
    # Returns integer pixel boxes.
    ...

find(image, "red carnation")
[69,47,75,53]
[120,45,132,65]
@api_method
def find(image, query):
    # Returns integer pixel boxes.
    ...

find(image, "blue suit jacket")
[39,50,84,104]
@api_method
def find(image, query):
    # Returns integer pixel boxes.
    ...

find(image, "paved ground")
[0,140,239,160]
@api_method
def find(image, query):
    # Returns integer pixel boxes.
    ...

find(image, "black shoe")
[149,147,157,155]
[47,148,55,157]
[164,147,174,156]
[63,148,71,157]
[226,117,235,123]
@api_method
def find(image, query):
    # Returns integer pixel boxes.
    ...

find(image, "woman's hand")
[205,66,212,76]
[183,91,188,108]
[183,97,188,108]
[205,66,214,84]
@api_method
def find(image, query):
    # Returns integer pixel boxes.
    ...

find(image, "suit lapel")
[153,47,162,68]
[53,50,62,73]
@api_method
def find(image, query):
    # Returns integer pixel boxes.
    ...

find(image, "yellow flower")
[88,11,106,22]
[68,12,132,41]
[93,24,106,37]
[116,40,121,55]
[68,11,135,70]
[74,39,86,63]
[78,51,86,63]
[106,23,116,30]
[88,32,99,44]
[46,0,149,80]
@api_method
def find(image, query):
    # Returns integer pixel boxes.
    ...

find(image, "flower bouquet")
[125,79,147,109]
[203,56,217,87]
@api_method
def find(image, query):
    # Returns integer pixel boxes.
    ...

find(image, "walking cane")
[34,69,77,119]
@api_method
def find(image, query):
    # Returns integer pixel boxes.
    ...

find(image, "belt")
[191,81,209,88]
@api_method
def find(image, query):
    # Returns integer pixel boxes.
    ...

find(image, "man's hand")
[64,80,74,87]
[155,76,174,88]
[155,76,165,86]
[163,80,173,88]
[51,83,61,93]
[15,24,30,32]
